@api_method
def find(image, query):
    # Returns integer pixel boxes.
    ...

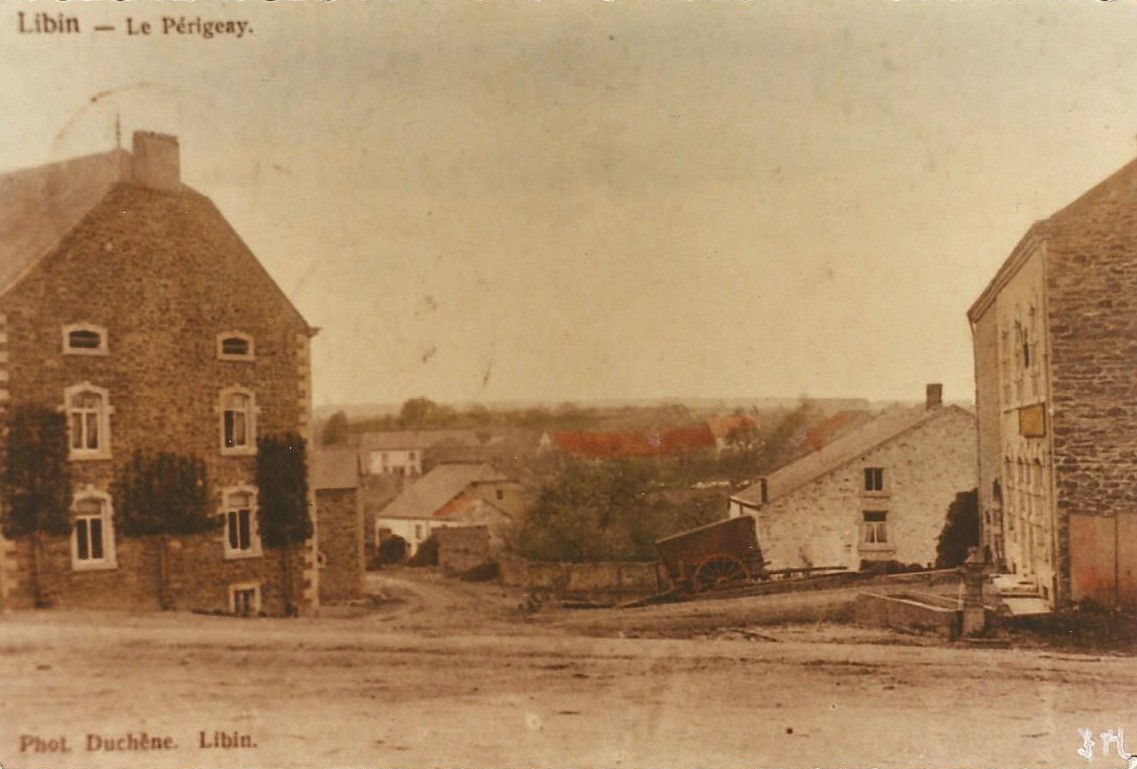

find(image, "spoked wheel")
[692,554,750,592]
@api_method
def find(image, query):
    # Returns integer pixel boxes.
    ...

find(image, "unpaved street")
[0,570,1131,769]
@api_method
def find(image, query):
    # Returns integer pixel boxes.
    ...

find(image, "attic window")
[217,332,254,361]
[62,324,108,355]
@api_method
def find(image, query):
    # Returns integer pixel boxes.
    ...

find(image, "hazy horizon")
[5,1,1136,406]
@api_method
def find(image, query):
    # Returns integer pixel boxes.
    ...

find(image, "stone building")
[311,448,364,602]
[969,157,1137,610]
[0,132,318,615]
[728,387,976,571]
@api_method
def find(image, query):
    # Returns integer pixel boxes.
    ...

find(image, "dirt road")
[0,570,1130,769]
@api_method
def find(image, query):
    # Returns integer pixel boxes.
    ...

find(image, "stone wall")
[436,525,491,574]
[0,179,315,615]
[316,487,364,603]
[755,407,977,571]
[1048,215,1137,607]
[498,555,660,601]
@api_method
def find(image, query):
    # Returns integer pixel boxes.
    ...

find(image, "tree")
[1,406,72,608]
[320,410,350,446]
[935,489,980,569]
[754,400,813,476]
[256,432,312,615]
[399,397,438,428]
[113,450,213,609]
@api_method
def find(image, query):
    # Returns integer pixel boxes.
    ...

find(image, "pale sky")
[3,0,1137,407]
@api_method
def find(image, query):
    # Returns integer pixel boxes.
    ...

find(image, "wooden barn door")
[1069,512,1137,610]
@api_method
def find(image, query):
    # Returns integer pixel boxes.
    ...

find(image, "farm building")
[969,155,1137,610]
[728,387,976,572]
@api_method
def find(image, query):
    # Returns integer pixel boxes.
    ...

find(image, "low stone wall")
[854,591,962,639]
[498,555,660,601]
[436,526,492,575]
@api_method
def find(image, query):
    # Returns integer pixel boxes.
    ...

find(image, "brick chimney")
[130,131,180,191]
[926,383,943,410]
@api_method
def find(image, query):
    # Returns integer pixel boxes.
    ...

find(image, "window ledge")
[71,559,117,572]
[220,446,257,457]
[69,451,112,462]
[218,354,256,363]
[63,348,109,357]
[224,548,263,561]
[859,544,895,553]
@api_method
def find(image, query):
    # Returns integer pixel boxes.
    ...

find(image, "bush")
[408,534,439,567]
[378,535,408,565]
[935,489,979,568]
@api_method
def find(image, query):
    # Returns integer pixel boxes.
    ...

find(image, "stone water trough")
[853,591,972,640]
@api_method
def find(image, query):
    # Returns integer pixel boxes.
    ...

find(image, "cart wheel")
[693,554,750,592]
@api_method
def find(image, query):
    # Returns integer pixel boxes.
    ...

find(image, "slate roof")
[310,448,360,490]
[0,138,311,330]
[0,149,131,295]
[732,404,973,507]
[376,463,507,520]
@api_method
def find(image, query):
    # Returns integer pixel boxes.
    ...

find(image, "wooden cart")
[654,516,769,593]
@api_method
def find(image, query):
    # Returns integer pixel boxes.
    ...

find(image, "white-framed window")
[216,331,255,361]
[62,323,108,355]
[863,467,885,493]
[219,387,257,455]
[229,582,262,616]
[71,487,116,571]
[64,383,113,460]
[222,486,261,559]
[862,510,889,546]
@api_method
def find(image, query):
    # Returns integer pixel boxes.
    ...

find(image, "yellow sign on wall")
[1019,403,1047,438]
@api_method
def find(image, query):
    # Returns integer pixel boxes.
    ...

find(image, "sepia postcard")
[1,0,1136,767]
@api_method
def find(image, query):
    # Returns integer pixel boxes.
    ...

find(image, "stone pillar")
[960,546,987,636]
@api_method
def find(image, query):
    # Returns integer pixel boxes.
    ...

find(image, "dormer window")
[217,332,254,361]
[62,324,108,355]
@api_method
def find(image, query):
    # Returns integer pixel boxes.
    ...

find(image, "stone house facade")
[969,156,1137,610]
[728,388,976,572]
[0,132,318,615]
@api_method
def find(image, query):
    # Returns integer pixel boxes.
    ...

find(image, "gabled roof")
[0,138,311,332]
[433,494,512,522]
[969,154,1137,321]
[733,404,973,507]
[0,149,130,296]
[376,463,507,520]
[310,448,360,490]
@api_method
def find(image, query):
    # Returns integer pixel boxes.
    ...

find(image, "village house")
[969,156,1137,610]
[728,386,976,571]
[0,132,319,615]
[375,463,524,557]
[358,429,494,478]
[311,448,365,602]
